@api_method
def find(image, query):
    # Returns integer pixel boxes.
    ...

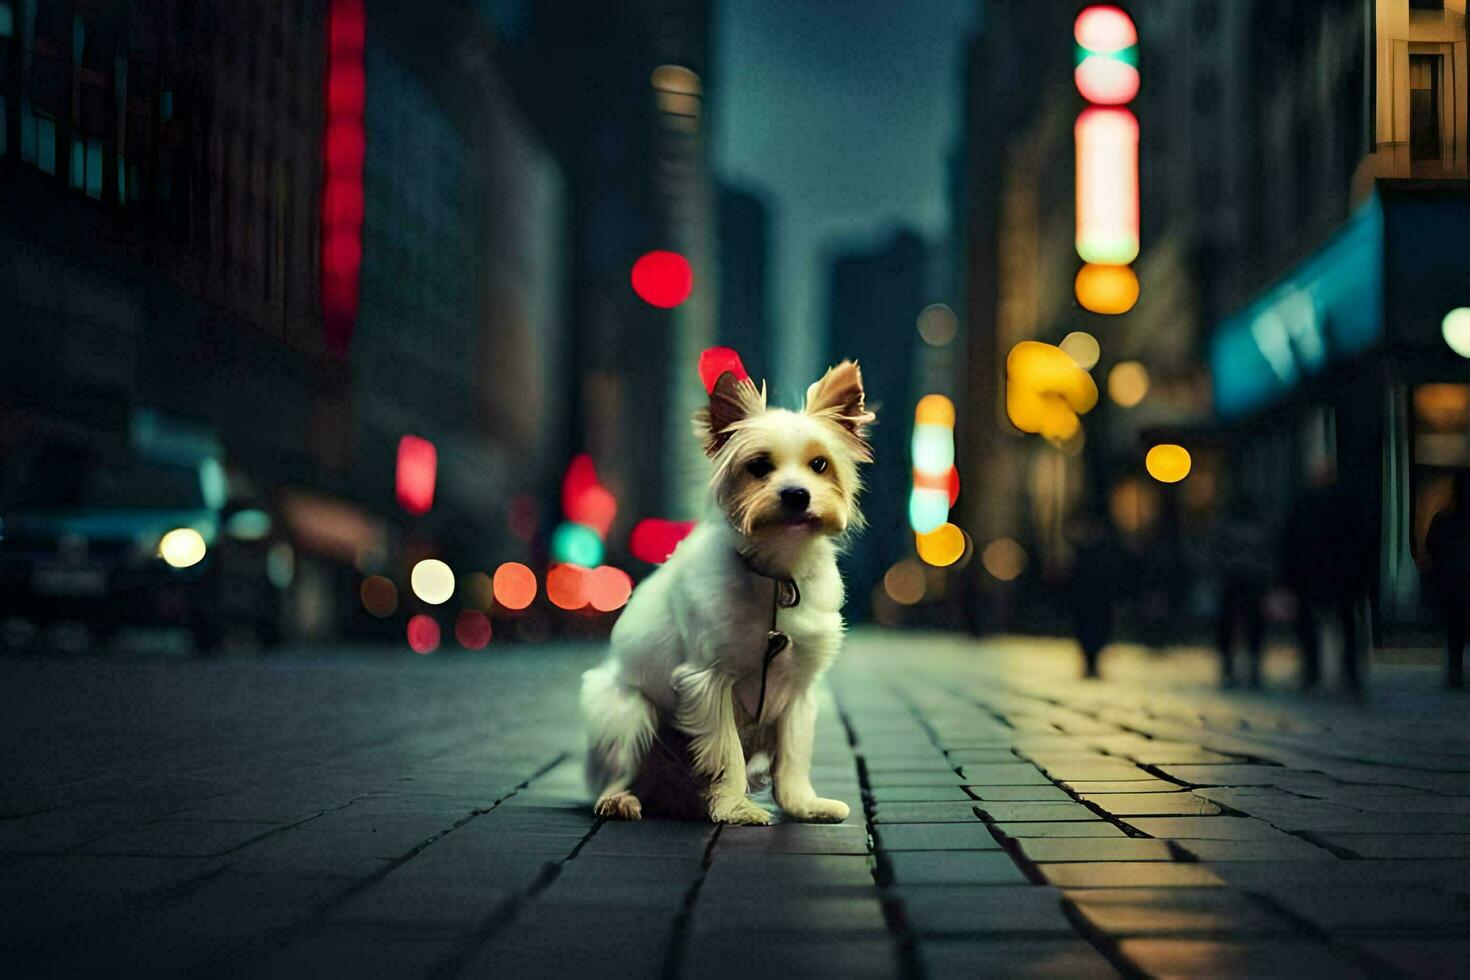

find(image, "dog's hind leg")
[581,664,656,820]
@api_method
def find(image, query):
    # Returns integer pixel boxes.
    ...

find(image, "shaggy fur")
[581,361,874,823]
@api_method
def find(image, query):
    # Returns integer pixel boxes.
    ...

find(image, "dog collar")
[737,553,801,609]
[736,552,799,723]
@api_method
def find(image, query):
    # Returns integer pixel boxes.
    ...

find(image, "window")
[1410,54,1442,162]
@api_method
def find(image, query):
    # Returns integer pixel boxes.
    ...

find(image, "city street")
[4,633,1469,978]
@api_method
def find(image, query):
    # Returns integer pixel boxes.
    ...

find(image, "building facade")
[958,0,1470,641]
[823,228,934,623]
[715,181,773,381]
[0,0,572,642]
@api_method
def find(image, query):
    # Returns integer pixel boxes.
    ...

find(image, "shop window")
[1409,54,1442,163]
[1412,383,1470,558]
[1414,384,1470,467]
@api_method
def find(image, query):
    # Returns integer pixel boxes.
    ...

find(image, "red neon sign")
[322,0,365,356]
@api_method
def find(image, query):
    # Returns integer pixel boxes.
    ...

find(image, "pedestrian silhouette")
[1424,470,1470,689]
[1210,494,1272,687]
[1282,465,1372,691]
[1066,511,1131,678]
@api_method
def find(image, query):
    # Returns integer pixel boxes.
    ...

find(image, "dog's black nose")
[779,487,810,513]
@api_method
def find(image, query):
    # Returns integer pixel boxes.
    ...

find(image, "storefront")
[1208,182,1470,633]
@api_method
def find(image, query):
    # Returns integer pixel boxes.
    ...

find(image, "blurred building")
[957,0,1470,640]
[522,0,717,538]
[0,0,570,643]
[823,228,933,622]
[715,181,773,380]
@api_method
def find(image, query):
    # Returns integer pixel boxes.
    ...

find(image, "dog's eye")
[809,456,829,474]
[745,458,774,479]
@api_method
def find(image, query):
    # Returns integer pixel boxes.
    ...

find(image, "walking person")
[1425,470,1470,689]
[1282,465,1372,692]
[1066,511,1130,678]
[1210,495,1272,687]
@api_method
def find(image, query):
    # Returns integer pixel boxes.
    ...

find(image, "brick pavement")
[3,633,1470,977]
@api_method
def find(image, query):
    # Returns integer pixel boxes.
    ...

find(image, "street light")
[1145,444,1191,483]
[1443,307,1470,358]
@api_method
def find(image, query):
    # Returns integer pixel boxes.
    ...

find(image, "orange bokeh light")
[587,566,634,612]
[1075,263,1140,315]
[546,564,590,610]
[914,394,956,428]
[492,562,537,610]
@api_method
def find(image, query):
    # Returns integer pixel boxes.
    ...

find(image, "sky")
[713,0,980,393]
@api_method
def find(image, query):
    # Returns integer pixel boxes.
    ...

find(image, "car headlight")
[158,528,208,568]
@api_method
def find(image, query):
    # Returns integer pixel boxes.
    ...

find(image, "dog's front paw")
[783,797,850,823]
[594,791,642,820]
[710,795,771,825]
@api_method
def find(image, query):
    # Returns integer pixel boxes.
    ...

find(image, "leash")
[740,554,800,723]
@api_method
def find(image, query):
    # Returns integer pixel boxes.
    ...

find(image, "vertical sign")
[1073,5,1140,315]
[322,0,366,355]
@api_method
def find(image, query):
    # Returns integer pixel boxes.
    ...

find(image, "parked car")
[0,444,277,651]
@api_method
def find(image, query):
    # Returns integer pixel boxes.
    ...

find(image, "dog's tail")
[580,664,657,795]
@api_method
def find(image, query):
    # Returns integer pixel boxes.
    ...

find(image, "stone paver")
[6,631,1470,977]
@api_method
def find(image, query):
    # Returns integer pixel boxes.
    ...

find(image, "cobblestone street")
[4,632,1470,977]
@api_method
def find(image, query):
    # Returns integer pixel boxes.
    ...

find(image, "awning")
[1209,182,1470,422]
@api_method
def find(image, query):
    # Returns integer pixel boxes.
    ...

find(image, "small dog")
[581,361,875,824]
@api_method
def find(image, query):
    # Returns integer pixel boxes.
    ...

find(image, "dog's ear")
[804,360,875,450]
[693,372,766,457]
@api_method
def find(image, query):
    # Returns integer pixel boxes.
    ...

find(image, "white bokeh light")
[411,559,456,605]
[158,528,207,568]
[1443,307,1470,358]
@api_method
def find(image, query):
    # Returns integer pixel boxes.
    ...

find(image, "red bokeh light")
[395,435,437,515]
[630,518,696,564]
[492,562,537,610]
[562,454,617,539]
[546,564,589,610]
[587,566,634,612]
[454,610,492,649]
[948,466,961,507]
[407,614,440,654]
[697,347,750,395]
[631,250,694,309]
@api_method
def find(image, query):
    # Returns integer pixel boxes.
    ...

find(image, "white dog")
[580,361,875,824]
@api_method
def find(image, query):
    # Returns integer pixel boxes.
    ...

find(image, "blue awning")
[1210,196,1384,420]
